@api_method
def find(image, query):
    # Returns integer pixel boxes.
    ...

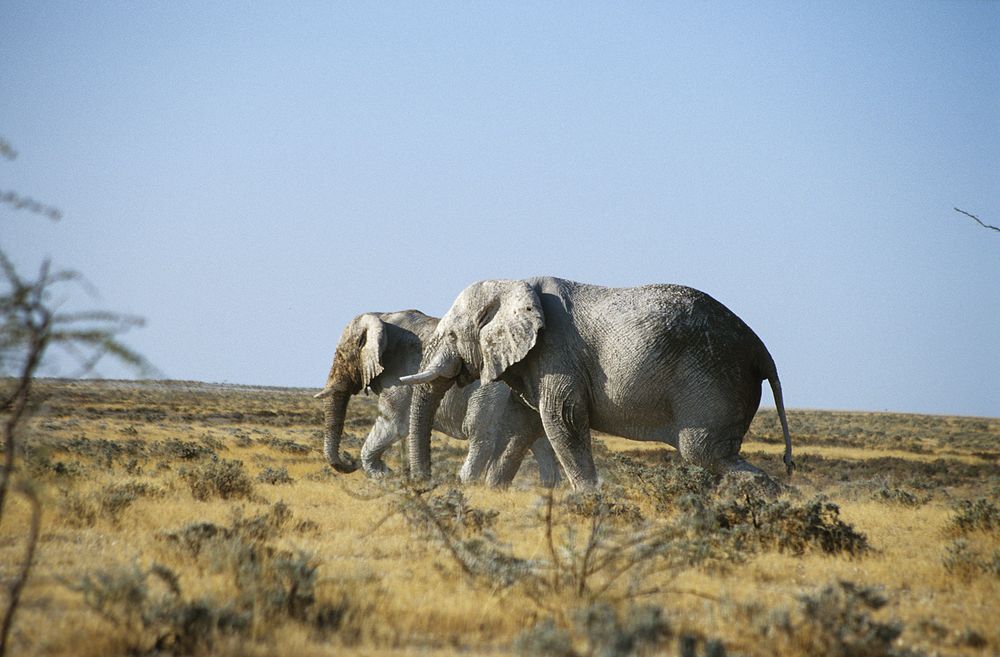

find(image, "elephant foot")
[717,461,783,499]
[362,458,391,478]
[458,464,480,485]
[483,466,514,489]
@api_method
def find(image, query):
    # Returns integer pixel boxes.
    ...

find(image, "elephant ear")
[478,281,545,382]
[356,314,387,389]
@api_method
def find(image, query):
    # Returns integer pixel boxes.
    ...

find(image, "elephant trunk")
[407,379,452,480]
[322,391,359,474]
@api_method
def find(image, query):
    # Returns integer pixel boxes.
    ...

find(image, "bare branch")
[0,191,61,221]
[543,488,562,591]
[0,482,41,657]
[954,207,1000,233]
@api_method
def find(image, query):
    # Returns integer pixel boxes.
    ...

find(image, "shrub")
[97,481,162,524]
[942,539,1000,581]
[397,486,498,536]
[872,486,926,507]
[58,489,98,528]
[259,436,310,454]
[750,580,902,657]
[77,502,347,651]
[181,457,254,501]
[69,562,250,655]
[608,453,718,510]
[514,618,576,657]
[514,603,670,657]
[948,498,1000,536]
[156,439,214,461]
[561,488,644,525]
[387,484,528,588]
[163,502,292,557]
[715,496,869,556]
[257,466,294,485]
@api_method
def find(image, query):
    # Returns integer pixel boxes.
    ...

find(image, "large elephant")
[401,277,793,490]
[314,309,559,486]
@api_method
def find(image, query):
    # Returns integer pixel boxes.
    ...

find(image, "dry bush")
[607,452,718,511]
[68,562,250,655]
[56,480,164,527]
[560,488,644,525]
[68,502,357,655]
[941,539,1000,582]
[871,486,928,507]
[741,580,904,657]
[713,496,870,557]
[514,602,670,657]
[947,498,1000,536]
[256,435,309,454]
[180,458,254,501]
[256,466,293,485]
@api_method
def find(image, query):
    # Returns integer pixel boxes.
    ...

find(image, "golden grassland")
[1,379,998,657]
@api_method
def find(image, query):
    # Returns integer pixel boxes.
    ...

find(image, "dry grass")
[1,379,998,656]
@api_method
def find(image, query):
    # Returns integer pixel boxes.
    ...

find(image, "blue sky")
[3,2,998,417]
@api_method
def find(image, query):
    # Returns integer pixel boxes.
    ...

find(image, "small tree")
[0,136,151,656]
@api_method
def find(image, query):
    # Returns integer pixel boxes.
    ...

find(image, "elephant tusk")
[313,387,334,399]
[399,370,442,385]
[400,356,462,385]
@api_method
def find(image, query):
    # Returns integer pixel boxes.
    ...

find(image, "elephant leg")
[528,437,560,487]
[360,415,403,476]
[677,424,744,472]
[484,433,536,488]
[459,432,495,484]
[539,380,596,490]
[677,423,778,492]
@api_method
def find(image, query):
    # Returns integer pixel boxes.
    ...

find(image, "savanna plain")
[1,379,998,657]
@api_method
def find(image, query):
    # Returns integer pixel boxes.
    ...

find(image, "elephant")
[313,309,559,486]
[400,277,793,490]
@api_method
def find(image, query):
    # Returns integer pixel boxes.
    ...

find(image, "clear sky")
[2,2,998,417]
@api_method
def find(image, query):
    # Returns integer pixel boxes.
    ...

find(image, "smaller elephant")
[314,309,559,486]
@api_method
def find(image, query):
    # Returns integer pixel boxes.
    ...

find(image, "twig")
[406,488,479,584]
[954,207,1000,233]
[576,511,604,597]
[604,586,722,605]
[0,295,50,514]
[360,509,397,539]
[544,489,562,591]
[0,483,41,657]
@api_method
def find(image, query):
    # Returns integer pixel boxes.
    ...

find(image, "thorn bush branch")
[954,207,1000,233]
[0,482,41,657]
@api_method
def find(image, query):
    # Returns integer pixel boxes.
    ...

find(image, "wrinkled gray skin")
[314,310,558,486]
[402,278,793,490]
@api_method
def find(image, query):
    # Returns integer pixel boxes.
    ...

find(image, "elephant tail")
[758,350,794,476]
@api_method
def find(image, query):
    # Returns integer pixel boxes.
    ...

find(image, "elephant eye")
[448,331,458,343]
